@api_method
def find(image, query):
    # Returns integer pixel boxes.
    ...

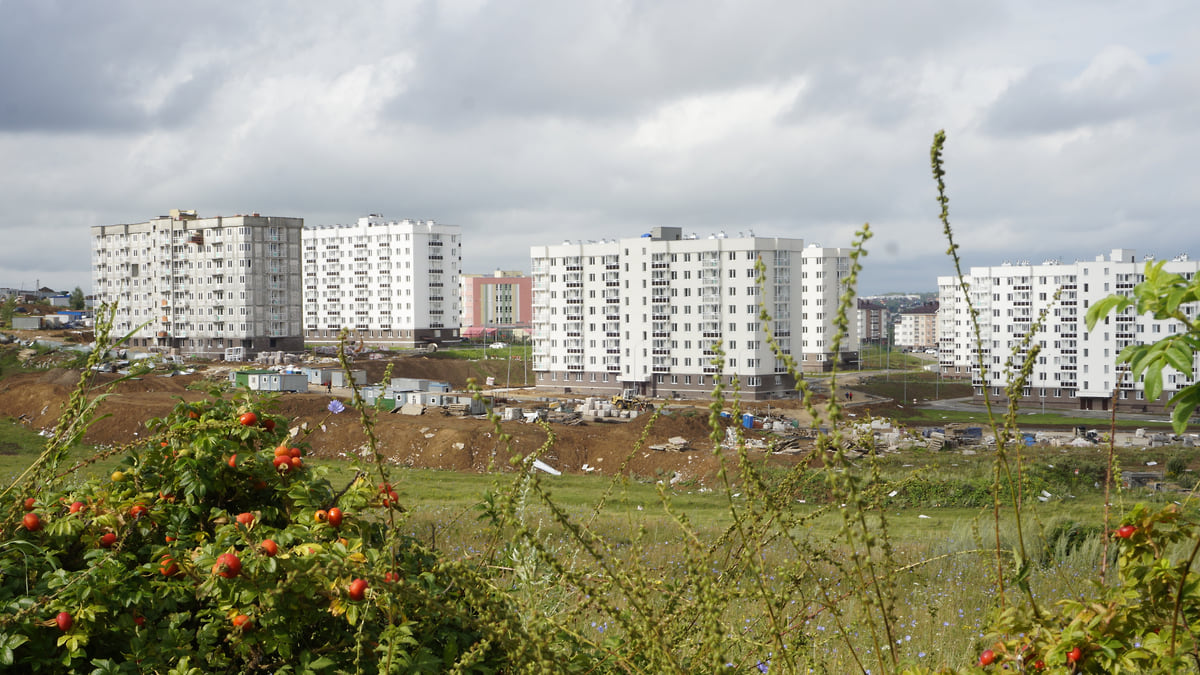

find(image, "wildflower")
[328,400,346,414]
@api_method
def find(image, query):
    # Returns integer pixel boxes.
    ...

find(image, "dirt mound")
[0,369,210,442]
[356,355,528,390]
[0,367,807,484]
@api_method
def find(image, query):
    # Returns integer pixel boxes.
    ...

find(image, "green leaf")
[1167,385,1200,435]
[1164,340,1196,377]
[1144,366,1164,402]
[1086,295,1132,330]
[307,656,336,670]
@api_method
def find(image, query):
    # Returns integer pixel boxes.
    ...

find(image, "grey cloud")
[381,0,993,128]
[0,2,251,132]
[982,52,1193,136]
[2,1,1200,297]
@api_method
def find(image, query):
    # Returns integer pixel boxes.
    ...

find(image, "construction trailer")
[232,369,310,393]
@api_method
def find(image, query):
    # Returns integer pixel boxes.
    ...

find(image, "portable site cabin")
[301,367,331,386]
[399,391,452,407]
[359,385,399,411]
[12,316,42,330]
[390,378,451,393]
[330,370,367,388]
[445,394,488,415]
[232,369,310,393]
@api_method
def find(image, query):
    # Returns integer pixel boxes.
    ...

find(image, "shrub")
[0,389,565,672]
[1166,455,1188,479]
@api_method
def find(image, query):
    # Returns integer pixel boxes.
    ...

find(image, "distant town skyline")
[2,2,1198,296]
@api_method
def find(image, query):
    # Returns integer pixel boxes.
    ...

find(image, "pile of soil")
[0,363,812,485]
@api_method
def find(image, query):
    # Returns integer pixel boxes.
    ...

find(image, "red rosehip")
[979,649,996,666]
[259,539,279,557]
[348,578,368,601]
[22,512,42,532]
[327,507,343,528]
[238,412,257,426]
[159,554,179,577]
[1116,525,1136,539]
[1067,646,1082,663]
[56,611,73,632]
[212,553,242,578]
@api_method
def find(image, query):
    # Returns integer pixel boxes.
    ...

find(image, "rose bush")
[1,389,563,672]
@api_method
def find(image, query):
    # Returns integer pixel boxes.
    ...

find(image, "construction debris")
[649,436,692,452]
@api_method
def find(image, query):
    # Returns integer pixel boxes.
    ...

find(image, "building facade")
[529,228,857,400]
[895,301,939,350]
[856,299,890,345]
[91,210,304,358]
[937,248,1200,413]
[459,270,533,340]
[302,215,461,348]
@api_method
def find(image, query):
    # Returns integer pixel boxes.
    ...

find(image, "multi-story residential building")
[302,215,461,348]
[856,299,890,345]
[529,227,856,400]
[895,301,939,350]
[91,210,304,359]
[460,270,533,340]
[937,248,1200,413]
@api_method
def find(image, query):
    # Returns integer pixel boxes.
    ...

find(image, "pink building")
[459,271,532,339]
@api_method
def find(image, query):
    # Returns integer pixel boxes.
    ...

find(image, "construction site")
[1,332,1196,488]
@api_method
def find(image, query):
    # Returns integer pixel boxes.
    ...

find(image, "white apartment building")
[91,210,304,358]
[938,248,1200,414]
[302,215,461,348]
[530,227,857,400]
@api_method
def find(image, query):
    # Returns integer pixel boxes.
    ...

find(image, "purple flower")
[327,400,346,414]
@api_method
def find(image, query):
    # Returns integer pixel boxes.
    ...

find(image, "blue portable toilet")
[742,413,754,429]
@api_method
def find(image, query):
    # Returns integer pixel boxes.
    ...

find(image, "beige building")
[91,210,304,359]
[895,301,939,350]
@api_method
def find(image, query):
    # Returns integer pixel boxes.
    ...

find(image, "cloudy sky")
[2,1,1197,295]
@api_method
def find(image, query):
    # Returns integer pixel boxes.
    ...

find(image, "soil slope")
[0,362,812,485]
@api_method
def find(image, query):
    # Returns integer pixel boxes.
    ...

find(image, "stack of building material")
[649,436,692,452]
